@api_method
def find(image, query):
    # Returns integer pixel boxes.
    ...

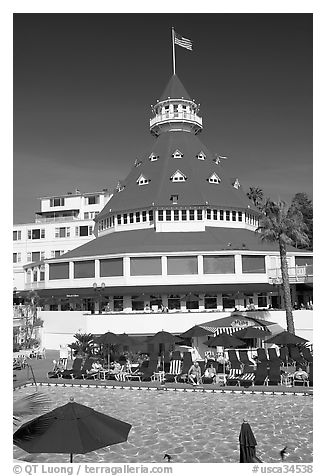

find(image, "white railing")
[35,215,80,223]
[267,265,313,284]
[150,112,203,128]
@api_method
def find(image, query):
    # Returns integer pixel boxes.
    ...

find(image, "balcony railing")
[150,112,203,128]
[267,265,313,284]
[35,215,80,223]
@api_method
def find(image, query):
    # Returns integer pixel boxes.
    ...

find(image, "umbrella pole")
[70,453,73,463]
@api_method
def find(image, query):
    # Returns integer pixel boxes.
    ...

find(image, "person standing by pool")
[188,361,202,385]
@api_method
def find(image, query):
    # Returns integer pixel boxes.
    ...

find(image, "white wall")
[38,309,313,350]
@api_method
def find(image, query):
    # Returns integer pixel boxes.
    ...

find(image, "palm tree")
[257,199,309,333]
[247,186,264,209]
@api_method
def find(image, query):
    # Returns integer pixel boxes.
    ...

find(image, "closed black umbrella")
[239,420,262,463]
[13,397,132,462]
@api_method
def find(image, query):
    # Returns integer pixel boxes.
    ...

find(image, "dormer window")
[137,174,150,186]
[149,153,159,162]
[134,159,142,167]
[171,170,187,182]
[170,194,179,204]
[213,157,220,165]
[208,173,221,184]
[172,149,183,159]
[196,151,206,160]
[233,178,241,189]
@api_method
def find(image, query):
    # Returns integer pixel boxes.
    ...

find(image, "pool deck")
[13,350,313,396]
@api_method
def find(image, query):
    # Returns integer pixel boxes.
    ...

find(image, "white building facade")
[13,190,112,290]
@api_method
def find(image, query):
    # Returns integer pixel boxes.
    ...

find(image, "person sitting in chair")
[293,367,309,381]
[202,363,217,384]
[188,361,202,386]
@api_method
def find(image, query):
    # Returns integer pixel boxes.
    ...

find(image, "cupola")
[149,74,203,137]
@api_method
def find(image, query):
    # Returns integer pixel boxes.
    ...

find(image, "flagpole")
[172,27,176,75]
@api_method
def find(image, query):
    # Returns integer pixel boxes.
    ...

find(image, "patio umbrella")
[95,331,120,367]
[204,332,246,374]
[239,420,262,463]
[147,331,180,370]
[180,325,213,338]
[180,325,213,359]
[232,327,272,339]
[264,331,308,346]
[13,397,132,463]
[204,332,246,348]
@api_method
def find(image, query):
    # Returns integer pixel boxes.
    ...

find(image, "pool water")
[13,386,313,464]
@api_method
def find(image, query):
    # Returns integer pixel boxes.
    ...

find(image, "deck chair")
[127,360,149,381]
[227,350,243,370]
[289,346,305,367]
[301,347,313,363]
[267,362,281,386]
[267,348,281,363]
[163,359,182,382]
[61,357,83,379]
[176,352,193,383]
[308,361,313,386]
[238,372,256,387]
[226,368,243,386]
[239,350,255,370]
[162,351,171,372]
[254,362,268,386]
[257,348,268,363]
[279,346,290,367]
[73,357,98,379]
[141,358,159,381]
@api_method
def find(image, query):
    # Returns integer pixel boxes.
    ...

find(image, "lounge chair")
[73,357,98,379]
[238,350,256,370]
[61,357,83,379]
[308,361,313,386]
[127,360,149,381]
[267,348,281,364]
[301,347,313,363]
[267,362,281,386]
[176,352,193,383]
[289,346,305,366]
[163,359,182,382]
[226,368,243,386]
[256,348,268,363]
[162,351,171,372]
[238,372,256,387]
[141,358,159,381]
[253,362,268,386]
[227,350,243,370]
[279,346,290,367]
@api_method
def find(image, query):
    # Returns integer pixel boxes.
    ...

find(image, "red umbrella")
[265,331,308,346]
[13,397,132,462]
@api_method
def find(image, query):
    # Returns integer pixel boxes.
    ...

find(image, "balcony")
[267,265,313,284]
[150,111,203,129]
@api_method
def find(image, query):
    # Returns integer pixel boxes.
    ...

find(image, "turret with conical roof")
[150,74,202,136]
[95,74,259,236]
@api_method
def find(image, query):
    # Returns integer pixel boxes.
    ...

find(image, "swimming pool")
[13,386,313,464]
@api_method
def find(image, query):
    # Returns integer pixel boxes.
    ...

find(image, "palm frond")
[13,391,51,422]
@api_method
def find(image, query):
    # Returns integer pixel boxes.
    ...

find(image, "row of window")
[132,171,239,187]
[98,209,258,231]
[14,226,93,241]
[13,250,67,263]
[47,255,267,280]
[49,195,100,207]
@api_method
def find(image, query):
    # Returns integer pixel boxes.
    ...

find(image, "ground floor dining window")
[204,294,217,309]
[222,294,235,309]
[113,296,123,312]
[168,294,181,310]
[132,296,144,311]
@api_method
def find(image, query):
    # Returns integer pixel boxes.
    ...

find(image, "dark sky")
[13,13,312,223]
